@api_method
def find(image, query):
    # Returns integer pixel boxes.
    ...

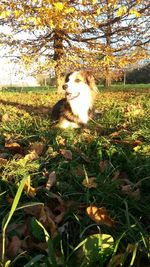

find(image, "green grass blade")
[23,255,45,267]
[35,219,58,267]
[1,176,29,266]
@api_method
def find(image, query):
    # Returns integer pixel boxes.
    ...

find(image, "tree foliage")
[0,0,150,88]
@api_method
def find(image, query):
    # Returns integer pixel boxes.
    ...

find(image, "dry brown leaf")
[112,170,129,181]
[110,131,120,137]
[39,206,58,238]
[7,236,22,258]
[54,211,65,224]
[99,160,109,172]
[121,185,140,200]
[29,141,44,156]
[23,236,47,252]
[48,193,66,224]
[60,149,72,160]
[0,157,7,166]
[24,204,43,217]
[6,195,14,205]
[130,188,140,200]
[74,147,90,163]
[5,142,21,153]
[82,177,97,188]
[86,206,116,227]
[121,184,132,194]
[46,171,57,190]
[132,140,143,147]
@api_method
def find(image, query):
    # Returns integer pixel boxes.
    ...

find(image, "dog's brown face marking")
[65,72,73,83]
[65,71,90,86]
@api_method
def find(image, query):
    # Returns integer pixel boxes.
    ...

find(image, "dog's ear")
[84,70,99,93]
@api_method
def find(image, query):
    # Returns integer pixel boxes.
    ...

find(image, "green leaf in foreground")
[81,233,114,265]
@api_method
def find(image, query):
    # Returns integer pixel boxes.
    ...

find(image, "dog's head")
[62,70,98,101]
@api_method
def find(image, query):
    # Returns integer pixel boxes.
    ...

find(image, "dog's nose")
[62,84,68,90]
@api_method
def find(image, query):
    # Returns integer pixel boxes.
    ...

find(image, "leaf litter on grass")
[0,89,150,266]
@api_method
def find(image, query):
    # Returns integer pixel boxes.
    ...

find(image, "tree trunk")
[104,1,112,89]
[55,69,65,92]
[53,30,65,92]
[123,71,126,85]
[105,73,112,89]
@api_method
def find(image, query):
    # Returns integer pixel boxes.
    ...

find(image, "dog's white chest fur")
[69,91,92,124]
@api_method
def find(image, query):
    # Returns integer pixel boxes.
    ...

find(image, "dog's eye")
[75,78,81,83]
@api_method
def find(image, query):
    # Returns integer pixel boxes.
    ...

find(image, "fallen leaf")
[7,236,22,258]
[47,146,59,158]
[46,171,57,190]
[47,192,66,224]
[110,139,130,146]
[13,153,23,160]
[25,150,39,161]
[0,157,7,166]
[110,131,120,137]
[56,135,66,146]
[112,170,128,181]
[39,206,58,238]
[121,185,140,200]
[82,177,97,188]
[60,149,72,160]
[29,141,44,156]
[132,140,143,147]
[99,160,109,172]
[24,204,44,217]
[2,113,13,122]
[74,147,90,163]
[5,142,21,153]
[23,236,47,252]
[6,195,14,205]
[86,206,116,227]
[24,177,37,197]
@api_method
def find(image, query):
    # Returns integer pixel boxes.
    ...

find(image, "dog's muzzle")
[63,84,80,100]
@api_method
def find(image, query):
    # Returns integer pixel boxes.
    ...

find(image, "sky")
[0,26,38,86]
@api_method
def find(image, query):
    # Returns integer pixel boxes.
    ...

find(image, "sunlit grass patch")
[0,88,150,266]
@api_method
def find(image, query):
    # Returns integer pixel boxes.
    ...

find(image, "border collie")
[51,70,98,128]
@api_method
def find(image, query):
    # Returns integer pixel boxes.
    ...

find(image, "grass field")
[0,86,150,266]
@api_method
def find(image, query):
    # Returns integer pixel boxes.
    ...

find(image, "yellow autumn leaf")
[130,9,141,17]
[24,177,37,197]
[54,2,64,12]
[82,177,97,188]
[14,10,21,19]
[0,10,11,18]
[86,206,116,227]
[117,6,127,17]
[96,8,101,15]
[25,151,39,161]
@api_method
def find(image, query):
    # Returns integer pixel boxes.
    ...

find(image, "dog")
[51,70,98,128]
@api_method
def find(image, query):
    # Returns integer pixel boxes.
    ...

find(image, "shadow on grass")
[0,99,52,117]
